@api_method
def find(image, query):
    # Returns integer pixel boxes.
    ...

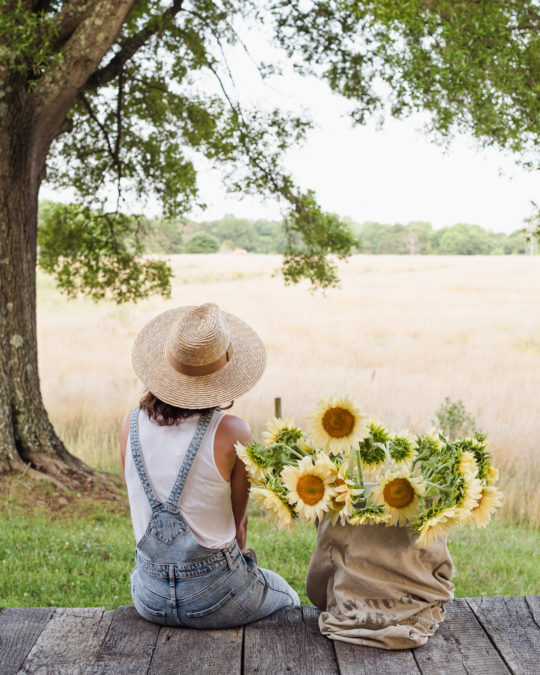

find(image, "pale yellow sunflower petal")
[250,487,293,529]
[465,485,503,527]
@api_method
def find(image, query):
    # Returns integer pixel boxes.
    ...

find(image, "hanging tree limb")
[84,0,185,92]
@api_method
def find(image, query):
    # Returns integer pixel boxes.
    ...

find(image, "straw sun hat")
[132,303,266,409]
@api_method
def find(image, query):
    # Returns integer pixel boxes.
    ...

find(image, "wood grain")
[333,639,420,675]
[148,625,242,675]
[1,598,538,674]
[0,607,54,673]
[413,599,510,674]
[19,607,113,675]
[525,595,540,627]
[91,605,160,674]
[467,596,540,675]
[243,606,338,675]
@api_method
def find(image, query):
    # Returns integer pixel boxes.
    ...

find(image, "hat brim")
[132,307,266,408]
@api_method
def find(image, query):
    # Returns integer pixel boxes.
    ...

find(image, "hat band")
[166,343,234,377]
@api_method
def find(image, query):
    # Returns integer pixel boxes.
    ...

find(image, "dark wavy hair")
[139,391,232,426]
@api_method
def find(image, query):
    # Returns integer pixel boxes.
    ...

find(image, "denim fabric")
[129,407,300,628]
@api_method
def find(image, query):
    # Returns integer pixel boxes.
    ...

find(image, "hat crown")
[167,303,230,367]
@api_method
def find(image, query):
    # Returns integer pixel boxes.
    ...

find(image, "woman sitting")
[120,302,299,628]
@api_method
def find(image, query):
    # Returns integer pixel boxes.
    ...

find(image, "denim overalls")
[129,407,300,628]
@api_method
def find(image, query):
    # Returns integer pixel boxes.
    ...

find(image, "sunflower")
[486,465,499,484]
[262,417,302,446]
[250,487,295,529]
[370,467,426,526]
[416,505,460,547]
[330,463,364,525]
[358,418,390,468]
[235,442,269,483]
[454,451,483,521]
[298,437,318,454]
[459,450,478,480]
[388,430,416,466]
[349,504,392,526]
[314,452,340,478]
[307,395,368,456]
[416,430,442,454]
[281,455,337,523]
[465,485,503,528]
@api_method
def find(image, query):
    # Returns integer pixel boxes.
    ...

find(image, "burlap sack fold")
[306,519,454,649]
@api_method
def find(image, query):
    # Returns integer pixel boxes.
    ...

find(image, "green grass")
[0,478,537,609]
[0,487,134,610]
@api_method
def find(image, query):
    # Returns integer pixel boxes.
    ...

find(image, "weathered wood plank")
[243,606,338,675]
[467,596,540,675]
[18,607,113,675]
[525,595,540,626]
[91,606,160,674]
[413,598,510,674]
[0,607,54,674]
[148,625,242,675]
[333,639,419,675]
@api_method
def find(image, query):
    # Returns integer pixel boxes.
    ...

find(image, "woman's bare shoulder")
[216,413,252,445]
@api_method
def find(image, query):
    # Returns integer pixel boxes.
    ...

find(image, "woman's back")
[125,407,236,549]
[126,302,299,627]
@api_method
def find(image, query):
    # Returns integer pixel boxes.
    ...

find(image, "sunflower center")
[297,475,326,505]
[383,478,415,508]
[322,407,355,438]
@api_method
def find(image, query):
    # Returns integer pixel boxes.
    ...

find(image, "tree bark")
[0,74,86,476]
[0,0,137,482]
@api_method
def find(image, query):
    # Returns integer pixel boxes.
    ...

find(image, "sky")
[42,29,539,235]
[191,107,538,234]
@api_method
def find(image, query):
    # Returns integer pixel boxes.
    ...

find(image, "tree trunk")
[0,74,88,480]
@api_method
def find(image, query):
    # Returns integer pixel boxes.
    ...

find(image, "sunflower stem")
[347,448,356,476]
[355,446,365,489]
[266,442,305,460]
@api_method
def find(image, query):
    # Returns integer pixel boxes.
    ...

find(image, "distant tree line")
[143,214,288,255]
[348,221,529,255]
[38,202,532,258]
[145,214,531,255]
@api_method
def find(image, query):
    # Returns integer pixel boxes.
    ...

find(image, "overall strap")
[164,409,216,513]
[129,407,161,512]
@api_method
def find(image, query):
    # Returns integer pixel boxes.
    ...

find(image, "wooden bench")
[1,597,538,674]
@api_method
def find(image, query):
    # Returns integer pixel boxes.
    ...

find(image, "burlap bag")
[306,519,454,649]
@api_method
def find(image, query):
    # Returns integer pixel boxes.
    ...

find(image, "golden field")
[37,254,540,527]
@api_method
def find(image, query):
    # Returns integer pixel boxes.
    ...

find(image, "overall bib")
[129,407,299,628]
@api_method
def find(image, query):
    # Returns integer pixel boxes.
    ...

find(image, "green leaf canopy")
[4,0,538,300]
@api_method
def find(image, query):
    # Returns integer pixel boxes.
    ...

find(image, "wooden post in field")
[274,397,282,419]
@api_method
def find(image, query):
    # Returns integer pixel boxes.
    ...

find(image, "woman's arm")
[230,458,250,549]
[214,415,253,549]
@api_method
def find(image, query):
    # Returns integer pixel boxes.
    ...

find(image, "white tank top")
[125,408,236,549]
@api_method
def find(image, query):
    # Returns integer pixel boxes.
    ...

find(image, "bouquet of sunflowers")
[235,395,503,547]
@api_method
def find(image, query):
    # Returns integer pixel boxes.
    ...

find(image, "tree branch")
[52,0,95,47]
[113,71,124,210]
[79,92,116,161]
[32,0,137,164]
[84,0,184,91]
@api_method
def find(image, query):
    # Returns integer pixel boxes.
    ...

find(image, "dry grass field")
[37,254,540,528]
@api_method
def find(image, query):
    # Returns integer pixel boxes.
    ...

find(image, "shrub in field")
[434,398,477,441]
[185,232,220,254]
